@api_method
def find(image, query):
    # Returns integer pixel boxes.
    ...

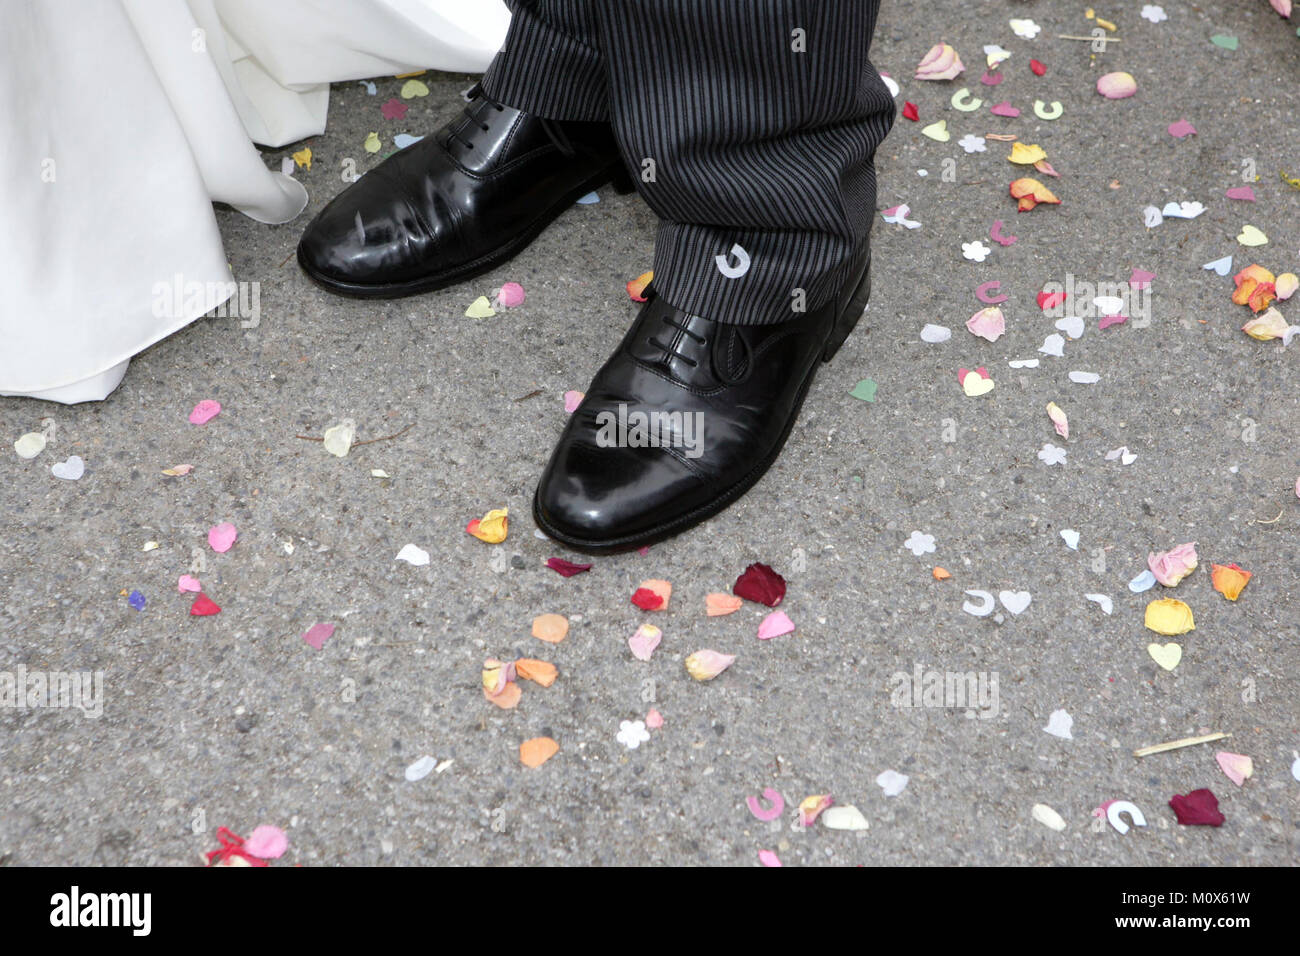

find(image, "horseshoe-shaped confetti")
[1033,99,1064,121]
[988,220,1018,246]
[975,280,1009,304]
[962,589,995,616]
[746,788,785,821]
[1106,800,1147,835]
[950,88,983,112]
[715,243,751,279]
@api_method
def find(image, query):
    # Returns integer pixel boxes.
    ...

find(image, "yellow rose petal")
[1144,598,1195,636]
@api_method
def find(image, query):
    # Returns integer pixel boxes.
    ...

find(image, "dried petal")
[1046,401,1069,439]
[1144,598,1195,635]
[519,737,559,768]
[1215,751,1253,787]
[531,613,569,643]
[1210,563,1251,600]
[1147,541,1198,586]
[1096,71,1137,99]
[515,658,558,687]
[1241,307,1289,340]
[797,794,834,827]
[966,306,1006,341]
[1274,272,1298,300]
[628,623,662,661]
[685,649,735,681]
[757,610,795,640]
[1008,142,1047,165]
[631,587,664,610]
[483,681,522,709]
[915,42,965,81]
[705,592,744,616]
[466,507,508,543]
[932,566,951,580]
[1168,789,1224,826]
[545,557,592,577]
[733,562,786,606]
[627,270,654,302]
[481,658,515,695]
[1009,177,1060,211]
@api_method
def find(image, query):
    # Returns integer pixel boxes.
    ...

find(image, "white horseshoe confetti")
[950,88,983,112]
[1106,800,1147,835]
[715,243,751,279]
[962,589,995,616]
[1033,100,1064,121]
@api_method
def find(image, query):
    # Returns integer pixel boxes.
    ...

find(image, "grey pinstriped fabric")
[482,0,895,326]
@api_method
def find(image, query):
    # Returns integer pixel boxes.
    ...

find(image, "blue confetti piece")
[128,590,146,611]
[393,133,424,149]
[575,191,600,205]
[1128,570,1157,594]
[358,80,377,95]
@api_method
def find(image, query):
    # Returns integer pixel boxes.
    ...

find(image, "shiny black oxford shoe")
[297,84,632,297]
[534,251,872,553]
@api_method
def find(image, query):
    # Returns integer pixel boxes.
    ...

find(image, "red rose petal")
[1029,58,1047,76]
[546,557,593,577]
[190,593,221,617]
[1168,789,1225,827]
[631,587,664,610]
[902,101,919,122]
[733,562,787,607]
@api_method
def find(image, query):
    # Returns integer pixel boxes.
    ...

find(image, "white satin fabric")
[0,0,508,403]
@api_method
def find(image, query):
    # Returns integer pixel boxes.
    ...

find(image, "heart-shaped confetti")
[998,590,1031,615]
[959,367,995,397]
[920,119,950,142]
[849,378,878,402]
[1203,255,1233,276]
[399,79,429,98]
[1147,642,1182,671]
[1055,316,1085,339]
[990,101,1020,117]
[1162,201,1205,219]
[51,456,84,480]
[1236,224,1268,246]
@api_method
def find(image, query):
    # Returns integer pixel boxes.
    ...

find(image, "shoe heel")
[609,164,637,195]
[822,255,872,363]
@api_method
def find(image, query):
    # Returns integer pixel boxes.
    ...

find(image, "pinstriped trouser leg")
[484,0,895,326]
[480,0,608,121]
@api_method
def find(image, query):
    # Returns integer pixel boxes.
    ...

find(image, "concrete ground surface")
[2,1,1298,866]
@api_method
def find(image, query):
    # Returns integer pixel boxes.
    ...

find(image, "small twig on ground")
[293,423,416,446]
[1133,732,1229,758]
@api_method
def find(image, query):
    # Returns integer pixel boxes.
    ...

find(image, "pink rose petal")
[1225,185,1256,202]
[1215,751,1253,787]
[563,390,584,414]
[1167,118,1197,138]
[301,622,335,650]
[645,708,663,729]
[177,575,202,593]
[757,610,795,641]
[243,824,288,860]
[188,400,222,425]
[628,624,662,661]
[980,69,1004,86]
[208,522,238,553]
[758,849,783,867]
[1099,314,1127,330]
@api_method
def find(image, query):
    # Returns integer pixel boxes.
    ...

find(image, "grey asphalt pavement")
[1,0,1298,866]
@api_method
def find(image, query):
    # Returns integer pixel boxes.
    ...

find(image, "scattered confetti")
[1032,804,1067,832]
[322,420,356,457]
[747,788,785,821]
[849,378,878,401]
[244,825,288,860]
[190,593,221,617]
[405,756,437,781]
[1037,443,1067,466]
[495,282,525,308]
[188,399,222,425]
[399,78,429,98]
[1147,641,1182,671]
[464,295,496,318]
[363,132,381,153]
[380,98,408,120]
[921,323,952,343]
[822,806,870,830]
[876,769,909,796]
[1043,709,1073,739]
[51,456,84,480]
[14,433,45,459]
[301,622,334,650]
[395,543,429,566]
[617,720,650,750]
[1085,593,1114,614]
[959,366,995,396]
[127,590,146,611]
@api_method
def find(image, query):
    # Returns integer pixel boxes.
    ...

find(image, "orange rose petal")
[483,681,521,709]
[705,592,744,616]
[1210,563,1252,601]
[515,658,558,687]
[640,579,672,611]
[627,270,654,302]
[933,566,952,580]
[531,613,569,643]
[520,736,559,768]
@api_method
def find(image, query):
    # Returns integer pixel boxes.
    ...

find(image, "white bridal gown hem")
[0,0,509,402]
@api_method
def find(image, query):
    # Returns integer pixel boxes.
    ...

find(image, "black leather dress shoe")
[297,84,631,297]
[533,251,872,553]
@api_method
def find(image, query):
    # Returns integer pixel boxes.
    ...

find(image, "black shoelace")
[450,83,575,157]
